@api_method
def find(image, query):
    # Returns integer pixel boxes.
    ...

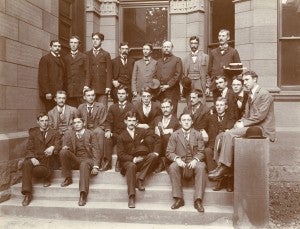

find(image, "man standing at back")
[38,40,65,111]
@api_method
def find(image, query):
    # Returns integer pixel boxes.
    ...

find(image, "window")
[279,0,300,89]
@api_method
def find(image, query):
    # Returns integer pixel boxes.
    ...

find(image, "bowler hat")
[148,79,160,90]
[224,63,247,77]
[181,77,192,89]
[32,164,50,178]
[244,126,266,139]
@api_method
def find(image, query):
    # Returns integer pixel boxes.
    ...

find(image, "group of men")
[21,29,275,213]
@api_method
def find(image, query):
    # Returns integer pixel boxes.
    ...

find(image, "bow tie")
[191,53,197,57]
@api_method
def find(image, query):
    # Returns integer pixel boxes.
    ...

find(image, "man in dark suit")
[117,111,160,208]
[166,113,206,212]
[85,32,112,108]
[64,35,90,108]
[21,113,61,206]
[208,71,276,182]
[153,98,180,173]
[38,40,65,111]
[60,117,100,206]
[155,41,182,114]
[111,42,135,103]
[232,75,249,119]
[78,88,107,170]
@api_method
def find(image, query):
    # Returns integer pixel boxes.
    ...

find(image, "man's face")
[125,117,137,130]
[92,35,102,48]
[37,115,49,130]
[55,93,66,107]
[69,38,79,52]
[143,45,152,57]
[190,39,199,52]
[161,102,173,117]
[218,31,229,45]
[120,45,129,56]
[141,92,152,106]
[215,101,227,115]
[50,42,61,55]
[117,89,127,102]
[180,114,193,131]
[216,78,227,91]
[84,90,95,104]
[190,92,201,106]
[162,41,173,55]
[232,79,243,94]
[243,75,256,91]
[73,118,84,131]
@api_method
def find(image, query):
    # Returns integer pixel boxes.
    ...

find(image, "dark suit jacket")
[38,53,65,97]
[117,127,161,163]
[63,51,90,98]
[25,127,61,161]
[62,129,100,166]
[182,103,210,131]
[86,49,112,95]
[112,56,135,87]
[155,55,182,100]
[78,102,107,130]
[134,101,162,128]
[166,128,205,162]
[235,92,249,119]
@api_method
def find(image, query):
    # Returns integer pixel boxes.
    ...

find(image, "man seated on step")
[104,85,135,172]
[78,88,107,171]
[21,112,61,206]
[166,113,206,212]
[153,98,180,173]
[117,111,160,208]
[60,117,100,206]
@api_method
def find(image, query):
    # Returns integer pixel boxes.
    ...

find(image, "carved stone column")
[85,0,101,50]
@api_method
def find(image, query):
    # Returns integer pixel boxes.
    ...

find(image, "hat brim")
[244,136,266,139]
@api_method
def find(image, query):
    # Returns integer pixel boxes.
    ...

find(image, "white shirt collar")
[76,129,85,135]
[51,51,60,57]
[251,85,259,97]
[222,87,228,97]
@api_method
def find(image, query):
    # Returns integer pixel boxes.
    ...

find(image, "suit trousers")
[60,149,93,194]
[168,161,206,201]
[218,127,248,167]
[204,147,218,172]
[21,158,51,194]
[121,152,158,196]
[92,127,105,165]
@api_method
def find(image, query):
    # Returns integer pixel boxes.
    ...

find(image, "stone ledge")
[0,188,10,203]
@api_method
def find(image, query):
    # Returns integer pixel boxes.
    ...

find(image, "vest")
[75,137,88,158]
[118,63,130,86]
[187,58,201,79]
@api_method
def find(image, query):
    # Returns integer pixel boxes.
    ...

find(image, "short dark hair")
[140,87,153,96]
[190,89,203,98]
[215,75,228,82]
[125,111,137,120]
[117,85,129,94]
[70,35,80,43]
[83,88,95,96]
[73,116,84,122]
[232,75,243,85]
[37,112,48,121]
[189,36,199,43]
[215,97,227,105]
[55,91,67,97]
[219,29,230,37]
[243,70,258,79]
[143,43,153,51]
[50,40,59,46]
[92,32,104,41]
[161,98,173,107]
[119,42,129,48]
[179,112,192,121]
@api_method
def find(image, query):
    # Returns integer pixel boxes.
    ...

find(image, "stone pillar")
[234,138,269,228]
[234,0,278,91]
[85,0,101,50]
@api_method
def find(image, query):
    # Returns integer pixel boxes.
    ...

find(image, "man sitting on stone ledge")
[208,70,276,182]
[21,112,61,206]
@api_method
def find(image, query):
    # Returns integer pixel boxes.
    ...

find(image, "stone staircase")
[0,156,234,227]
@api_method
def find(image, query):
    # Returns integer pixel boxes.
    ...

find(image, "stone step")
[0,198,233,226]
[10,182,233,206]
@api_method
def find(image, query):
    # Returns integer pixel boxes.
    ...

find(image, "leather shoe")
[61,177,72,187]
[128,195,135,208]
[78,192,87,206]
[43,178,51,187]
[154,158,166,173]
[208,164,229,181]
[208,165,220,174]
[22,194,32,206]
[171,198,184,210]
[212,177,227,191]
[194,199,204,212]
[226,176,234,192]
[136,179,145,191]
[100,160,112,171]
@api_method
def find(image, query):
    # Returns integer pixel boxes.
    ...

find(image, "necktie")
[184,132,189,142]
[119,104,125,109]
[123,56,127,65]
[41,131,47,139]
[76,132,82,139]
[145,58,149,65]
[238,96,243,102]
[87,106,92,116]
[93,49,99,56]
[58,108,64,120]
[218,116,224,122]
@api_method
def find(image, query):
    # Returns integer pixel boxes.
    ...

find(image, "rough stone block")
[26,0,51,12]
[100,25,117,40]
[43,11,58,36]
[269,166,300,182]
[235,27,251,45]
[235,0,251,13]
[253,9,277,27]
[100,16,117,26]
[251,59,277,79]
[187,11,203,23]
[235,11,253,29]
[0,137,9,162]
[17,109,43,131]
[274,102,300,131]
[0,12,18,40]
[251,25,277,43]
[187,22,201,38]
[252,0,277,10]
[0,163,10,191]
[172,38,187,52]
[0,110,18,132]
[236,43,253,61]
[17,65,38,89]
[0,0,5,12]
[253,43,277,59]
[86,11,100,23]
[0,36,5,61]
[258,75,277,89]
[0,61,18,86]
[6,0,43,28]
[86,21,95,37]
[19,21,50,51]
[0,189,10,203]
[51,0,59,17]
[171,23,187,38]
[173,51,187,60]
[170,14,187,24]
[102,40,117,56]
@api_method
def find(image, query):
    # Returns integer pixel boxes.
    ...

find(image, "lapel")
[71,130,76,151]
[178,129,188,149]
[91,103,99,117]
[96,49,105,59]
[81,103,88,121]
[50,53,64,67]
[36,129,44,143]
[251,86,261,104]
[71,52,82,64]
[44,129,53,145]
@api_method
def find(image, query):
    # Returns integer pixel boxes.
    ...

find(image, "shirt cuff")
[194,157,200,162]
[174,156,179,162]
[93,166,99,170]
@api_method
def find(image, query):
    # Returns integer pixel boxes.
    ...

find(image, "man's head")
[73,117,85,132]
[92,32,104,49]
[232,76,244,94]
[140,87,152,106]
[161,98,173,117]
[54,91,67,107]
[124,111,138,131]
[143,43,153,58]
[83,88,96,104]
[189,36,199,53]
[179,113,193,131]
[37,112,49,130]
[215,97,228,115]
[69,35,80,52]
[117,85,128,103]
[50,40,61,55]
[190,89,203,106]
[215,76,228,92]
[119,42,129,57]
[218,29,230,45]
[162,41,173,56]
[243,71,258,91]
